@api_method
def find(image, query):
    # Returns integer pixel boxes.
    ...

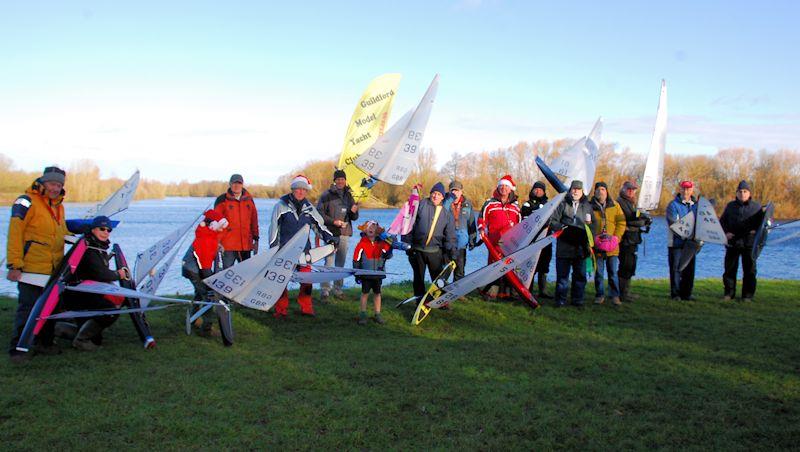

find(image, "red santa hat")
[204,209,223,222]
[497,174,516,191]
[290,174,313,190]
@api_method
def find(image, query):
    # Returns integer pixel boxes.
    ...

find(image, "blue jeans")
[555,257,587,306]
[594,254,620,298]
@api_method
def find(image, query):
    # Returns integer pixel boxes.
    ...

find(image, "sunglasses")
[97,227,112,232]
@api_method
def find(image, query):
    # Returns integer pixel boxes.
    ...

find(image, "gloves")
[327,236,340,247]
[355,276,362,285]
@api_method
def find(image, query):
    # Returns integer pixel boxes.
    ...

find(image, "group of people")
[5,166,768,361]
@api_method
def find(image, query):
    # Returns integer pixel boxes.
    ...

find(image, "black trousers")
[9,282,55,353]
[618,244,638,280]
[222,250,251,269]
[409,250,444,297]
[723,246,757,298]
[668,247,696,299]
[61,291,120,329]
[453,248,467,281]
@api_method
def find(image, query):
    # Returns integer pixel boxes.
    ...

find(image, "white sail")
[136,235,188,304]
[670,211,695,240]
[353,109,413,177]
[82,170,140,218]
[353,74,439,185]
[427,236,554,309]
[134,218,198,285]
[695,197,727,245]
[234,226,309,311]
[204,245,279,301]
[638,80,668,211]
[497,192,563,286]
[547,118,602,196]
[500,192,565,255]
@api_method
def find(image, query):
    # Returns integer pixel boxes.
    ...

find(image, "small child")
[353,220,393,325]
[183,209,228,336]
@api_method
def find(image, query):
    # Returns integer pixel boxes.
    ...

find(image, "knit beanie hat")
[333,169,347,181]
[40,166,66,185]
[533,181,546,191]
[430,182,446,196]
[737,180,751,191]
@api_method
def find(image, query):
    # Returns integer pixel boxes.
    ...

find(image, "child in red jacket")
[353,220,393,325]
[187,209,228,336]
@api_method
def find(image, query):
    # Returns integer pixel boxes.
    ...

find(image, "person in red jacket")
[352,220,393,325]
[479,174,521,299]
[214,174,259,269]
[187,209,228,336]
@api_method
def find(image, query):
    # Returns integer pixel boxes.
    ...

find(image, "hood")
[226,187,253,201]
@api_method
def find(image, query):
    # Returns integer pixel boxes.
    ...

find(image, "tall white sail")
[637,80,668,211]
[547,118,602,196]
[354,74,439,185]
[82,170,140,218]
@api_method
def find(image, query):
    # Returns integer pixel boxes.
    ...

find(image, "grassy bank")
[1,279,798,449]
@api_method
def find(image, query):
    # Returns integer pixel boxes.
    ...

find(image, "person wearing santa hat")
[268,174,336,318]
[183,209,229,337]
[478,174,522,299]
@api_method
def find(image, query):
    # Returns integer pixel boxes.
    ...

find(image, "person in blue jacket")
[442,180,477,281]
[665,180,699,301]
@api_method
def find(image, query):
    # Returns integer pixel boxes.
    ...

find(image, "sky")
[1,0,798,184]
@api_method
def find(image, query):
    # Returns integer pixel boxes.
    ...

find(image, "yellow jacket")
[590,197,626,257]
[6,181,68,274]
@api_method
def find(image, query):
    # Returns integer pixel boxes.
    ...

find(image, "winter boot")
[54,321,78,340]
[619,278,631,303]
[537,274,553,299]
[358,311,368,326]
[72,320,103,351]
[374,313,386,325]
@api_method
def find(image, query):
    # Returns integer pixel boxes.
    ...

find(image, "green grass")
[1,279,799,450]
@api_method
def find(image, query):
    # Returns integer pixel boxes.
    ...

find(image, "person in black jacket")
[317,169,359,300]
[719,180,762,301]
[520,181,553,298]
[402,182,457,298]
[615,180,653,302]
[60,216,130,351]
[549,180,593,307]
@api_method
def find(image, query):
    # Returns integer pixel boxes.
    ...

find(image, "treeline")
[0,154,285,203]
[278,143,800,219]
[3,144,799,219]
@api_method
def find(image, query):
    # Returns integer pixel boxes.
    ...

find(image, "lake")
[1,196,798,297]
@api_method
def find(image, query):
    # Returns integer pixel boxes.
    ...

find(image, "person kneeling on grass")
[353,220,393,325]
[181,209,228,337]
[58,216,130,351]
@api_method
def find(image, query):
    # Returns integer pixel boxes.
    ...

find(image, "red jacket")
[352,236,392,275]
[214,188,259,252]
[479,190,521,246]
[192,224,221,270]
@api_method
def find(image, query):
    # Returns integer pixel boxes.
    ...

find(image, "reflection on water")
[1,197,797,296]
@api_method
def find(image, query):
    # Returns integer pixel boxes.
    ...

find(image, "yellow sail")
[337,73,401,202]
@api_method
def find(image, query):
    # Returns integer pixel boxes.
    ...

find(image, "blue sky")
[1,1,797,184]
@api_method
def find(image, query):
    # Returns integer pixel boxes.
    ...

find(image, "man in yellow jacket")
[6,166,69,361]
[590,182,627,306]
